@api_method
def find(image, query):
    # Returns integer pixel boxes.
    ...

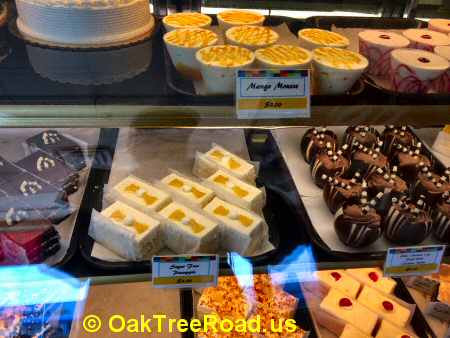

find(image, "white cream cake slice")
[111,175,171,214]
[203,170,265,212]
[158,202,219,253]
[203,197,267,255]
[89,201,163,261]
[193,144,256,183]
[158,172,215,209]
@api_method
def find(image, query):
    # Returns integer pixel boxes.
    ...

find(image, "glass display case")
[0,0,449,337]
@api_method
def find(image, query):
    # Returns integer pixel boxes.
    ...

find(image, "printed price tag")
[152,255,218,289]
[236,69,310,119]
[384,245,445,277]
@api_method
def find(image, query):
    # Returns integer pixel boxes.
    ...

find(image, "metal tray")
[78,129,311,273]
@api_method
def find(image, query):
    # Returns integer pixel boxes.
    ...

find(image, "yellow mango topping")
[214,205,229,216]
[239,215,253,227]
[214,175,229,185]
[229,158,241,170]
[169,209,204,233]
[233,186,249,198]
[188,219,205,234]
[444,125,450,134]
[211,150,224,159]
[124,183,140,193]
[111,210,126,222]
[142,193,157,205]
[169,178,184,188]
[133,222,148,234]
[191,187,206,199]
[169,209,185,222]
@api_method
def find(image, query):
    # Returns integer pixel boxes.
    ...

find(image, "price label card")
[236,69,310,119]
[384,245,445,277]
[152,255,218,289]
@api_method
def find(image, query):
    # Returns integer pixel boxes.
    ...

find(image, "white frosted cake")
[193,143,257,183]
[203,197,267,255]
[158,172,215,209]
[15,0,154,46]
[26,40,151,85]
[89,201,163,260]
[428,19,450,35]
[434,45,450,93]
[203,170,265,212]
[402,29,450,52]
[111,175,171,215]
[158,202,220,253]
[433,125,450,156]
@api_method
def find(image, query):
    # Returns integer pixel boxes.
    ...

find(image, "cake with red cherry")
[346,267,397,294]
[314,270,361,299]
[374,320,418,338]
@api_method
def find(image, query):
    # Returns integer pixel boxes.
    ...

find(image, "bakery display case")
[0,0,449,337]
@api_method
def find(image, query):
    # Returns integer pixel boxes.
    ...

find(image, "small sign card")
[236,69,310,119]
[152,255,219,289]
[384,245,445,277]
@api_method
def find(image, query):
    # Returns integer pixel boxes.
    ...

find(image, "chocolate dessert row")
[0,130,86,265]
[301,125,450,248]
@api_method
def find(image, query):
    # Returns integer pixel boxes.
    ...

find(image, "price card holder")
[384,245,445,277]
[152,255,218,289]
[236,69,310,119]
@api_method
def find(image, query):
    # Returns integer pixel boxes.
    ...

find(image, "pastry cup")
[255,44,312,69]
[225,25,279,51]
[217,9,265,31]
[298,28,349,50]
[162,12,212,32]
[163,28,218,80]
[390,48,449,93]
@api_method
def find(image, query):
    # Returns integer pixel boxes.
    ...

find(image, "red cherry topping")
[331,271,342,281]
[339,298,352,307]
[382,300,394,311]
[379,34,391,39]
[421,34,432,39]
[418,57,430,63]
[368,271,379,282]
[401,336,411,338]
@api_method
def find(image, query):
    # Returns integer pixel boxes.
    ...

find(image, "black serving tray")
[78,129,313,273]
[280,126,450,262]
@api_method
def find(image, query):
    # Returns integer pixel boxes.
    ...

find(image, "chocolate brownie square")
[0,156,23,183]
[26,130,86,171]
[15,150,79,195]
[0,194,52,228]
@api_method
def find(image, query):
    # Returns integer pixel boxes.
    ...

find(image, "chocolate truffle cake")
[349,145,388,177]
[311,149,350,188]
[300,127,337,164]
[433,192,450,243]
[384,197,432,245]
[26,130,86,171]
[15,150,79,195]
[367,167,408,201]
[392,145,432,183]
[334,200,382,248]
[344,126,380,150]
[381,126,417,157]
[413,167,450,206]
[323,172,365,214]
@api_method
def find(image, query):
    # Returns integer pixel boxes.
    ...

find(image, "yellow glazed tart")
[217,9,265,30]
[298,28,349,50]
[225,25,279,51]
[164,28,218,80]
[255,44,312,69]
[196,45,254,94]
[162,12,212,31]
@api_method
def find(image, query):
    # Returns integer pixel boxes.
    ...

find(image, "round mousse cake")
[15,0,155,46]
[323,174,364,214]
[390,48,449,93]
[434,46,450,93]
[433,193,450,243]
[428,19,450,35]
[381,126,417,157]
[196,45,254,95]
[217,10,264,30]
[311,150,350,188]
[392,145,432,183]
[225,25,279,51]
[312,47,368,95]
[255,44,312,69]
[402,29,450,52]
[164,28,218,80]
[358,30,410,77]
[162,12,212,32]
[344,126,380,150]
[413,167,450,206]
[300,127,338,164]
[298,28,349,50]
[349,146,388,178]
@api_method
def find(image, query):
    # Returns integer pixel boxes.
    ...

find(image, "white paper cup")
[358,30,410,77]
[162,12,212,32]
[217,10,265,31]
[164,28,218,80]
[312,47,368,95]
[196,45,254,95]
[402,29,450,52]
[225,25,279,51]
[298,28,349,51]
[390,48,449,93]
[433,46,450,93]
[255,44,312,69]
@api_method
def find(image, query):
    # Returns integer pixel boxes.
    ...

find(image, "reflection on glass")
[0,265,89,337]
